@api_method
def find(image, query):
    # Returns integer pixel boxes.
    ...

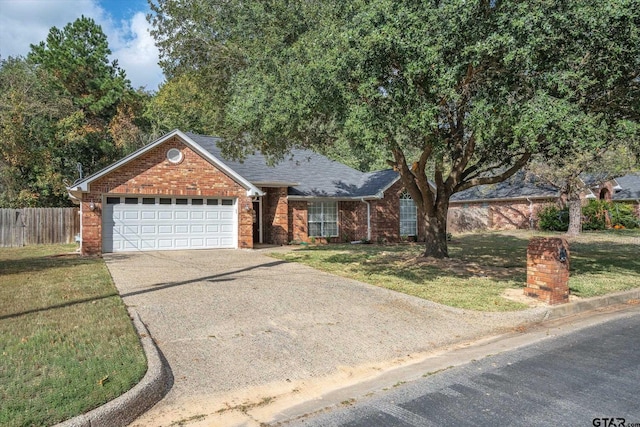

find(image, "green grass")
[271,229,640,312]
[0,244,147,427]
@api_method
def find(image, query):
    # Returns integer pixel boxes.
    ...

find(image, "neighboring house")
[448,172,640,232]
[609,173,640,218]
[68,130,405,255]
[448,172,560,233]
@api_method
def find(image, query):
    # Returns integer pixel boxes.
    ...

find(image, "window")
[399,191,417,236]
[125,197,138,204]
[308,201,338,237]
[159,198,172,205]
[191,199,203,205]
[166,148,183,164]
[106,197,121,204]
[142,198,155,204]
[221,199,234,206]
[206,199,218,205]
[175,198,188,205]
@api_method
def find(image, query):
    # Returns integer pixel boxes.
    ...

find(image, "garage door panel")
[157,211,172,220]
[220,237,234,246]
[190,238,205,247]
[123,211,140,220]
[158,239,174,248]
[103,197,237,252]
[122,225,140,235]
[141,225,156,234]
[141,240,156,249]
[123,240,139,250]
[158,225,173,234]
[175,238,189,248]
[141,211,156,220]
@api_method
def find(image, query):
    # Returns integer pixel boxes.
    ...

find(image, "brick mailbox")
[524,237,570,305]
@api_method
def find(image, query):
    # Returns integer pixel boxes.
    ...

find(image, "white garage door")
[102,196,237,252]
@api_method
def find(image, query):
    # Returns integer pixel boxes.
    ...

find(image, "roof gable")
[612,173,640,200]
[68,130,263,197]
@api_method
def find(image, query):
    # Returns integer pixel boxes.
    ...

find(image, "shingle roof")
[186,132,399,198]
[451,171,559,202]
[612,173,640,200]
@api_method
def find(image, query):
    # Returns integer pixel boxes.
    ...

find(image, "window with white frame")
[308,201,338,237]
[399,191,417,236]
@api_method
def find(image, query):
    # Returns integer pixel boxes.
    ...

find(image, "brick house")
[448,172,640,233]
[68,130,640,255]
[68,130,411,255]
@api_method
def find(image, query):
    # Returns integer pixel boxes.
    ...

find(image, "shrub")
[610,203,640,229]
[582,199,609,230]
[537,205,569,231]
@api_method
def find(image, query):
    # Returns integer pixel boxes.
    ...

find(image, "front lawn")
[0,245,146,427]
[271,230,640,312]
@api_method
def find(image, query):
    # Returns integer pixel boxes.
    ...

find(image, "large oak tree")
[150,0,640,257]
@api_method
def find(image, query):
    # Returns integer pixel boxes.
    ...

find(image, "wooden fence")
[0,208,80,247]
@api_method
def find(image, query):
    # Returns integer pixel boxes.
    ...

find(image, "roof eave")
[450,195,558,204]
[287,195,382,201]
[253,181,300,187]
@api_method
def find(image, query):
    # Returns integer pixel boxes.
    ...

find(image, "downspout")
[361,198,371,241]
[527,198,534,229]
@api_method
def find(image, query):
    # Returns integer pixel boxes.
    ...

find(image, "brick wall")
[524,237,570,305]
[288,201,308,243]
[448,199,555,233]
[339,201,368,242]
[81,136,253,255]
[370,180,403,242]
[263,187,289,245]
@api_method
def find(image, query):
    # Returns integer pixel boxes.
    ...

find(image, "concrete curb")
[56,309,172,427]
[542,288,640,321]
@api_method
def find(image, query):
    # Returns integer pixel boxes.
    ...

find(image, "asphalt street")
[286,306,640,427]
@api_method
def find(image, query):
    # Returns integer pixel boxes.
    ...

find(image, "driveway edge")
[56,309,172,427]
[543,288,640,320]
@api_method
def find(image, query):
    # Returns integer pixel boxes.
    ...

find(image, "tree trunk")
[421,201,449,258]
[566,196,582,236]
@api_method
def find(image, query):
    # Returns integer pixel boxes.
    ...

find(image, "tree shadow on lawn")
[568,240,640,277]
[0,252,98,276]
[301,233,531,284]
[299,232,640,285]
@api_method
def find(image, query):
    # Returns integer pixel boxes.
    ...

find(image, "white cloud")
[0,0,164,90]
[109,12,164,90]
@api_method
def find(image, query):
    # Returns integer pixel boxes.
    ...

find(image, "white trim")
[67,129,264,197]
[449,195,558,204]
[360,199,371,241]
[288,195,381,201]
[252,181,300,187]
[259,197,263,244]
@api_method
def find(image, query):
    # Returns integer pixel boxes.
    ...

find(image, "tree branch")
[455,152,531,192]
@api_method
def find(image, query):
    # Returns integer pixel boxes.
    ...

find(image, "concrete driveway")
[105,248,543,426]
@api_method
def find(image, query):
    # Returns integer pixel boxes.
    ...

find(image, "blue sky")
[0,0,164,90]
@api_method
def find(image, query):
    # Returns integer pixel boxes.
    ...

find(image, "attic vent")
[167,148,183,164]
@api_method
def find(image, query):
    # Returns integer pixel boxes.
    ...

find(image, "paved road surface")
[286,306,640,427]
